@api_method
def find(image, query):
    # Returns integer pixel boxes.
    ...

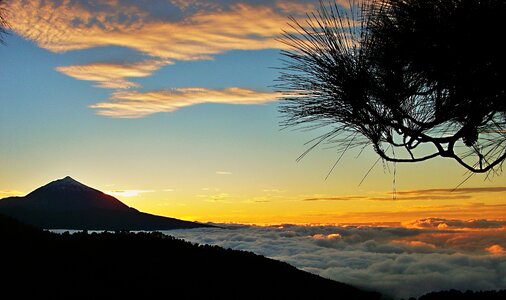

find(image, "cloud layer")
[167,220,506,299]
[407,218,506,230]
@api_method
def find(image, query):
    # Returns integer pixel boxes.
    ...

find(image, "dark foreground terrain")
[414,289,506,300]
[0,214,380,299]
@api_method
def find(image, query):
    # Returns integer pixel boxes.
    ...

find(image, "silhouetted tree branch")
[278,0,506,175]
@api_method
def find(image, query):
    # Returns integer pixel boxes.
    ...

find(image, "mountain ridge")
[0,213,382,299]
[0,176,209,230]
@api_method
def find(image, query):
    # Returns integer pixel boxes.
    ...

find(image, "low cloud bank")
[167,221,506,299]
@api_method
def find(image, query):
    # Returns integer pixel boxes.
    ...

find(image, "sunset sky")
[1,0,505,225]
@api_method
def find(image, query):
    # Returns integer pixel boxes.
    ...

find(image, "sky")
[1,0,506,225]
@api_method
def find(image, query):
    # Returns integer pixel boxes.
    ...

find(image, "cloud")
[396,187,506,195]
[196,192,230,202]
[304,194,471,201]
[106,189,154,197]
[209,193,230,201]
[248,189,286,203]
[486,245,506,256]
[6,1,301,60]
[303,186,506,202]
[407,218,506,230]
[275,0,315,14]
[5,0,147,52]
[170,0,221,12]
[331,203,506,224]
[252,199,271,203]
[216,171,232,175]
[90,87,281,117]
[167,222,506,299]
[5,0,362,118]
[262,189,285,193]
[398,228,506,255]
[311,233,343,240]
[56,60,171,89]
[393,240,437,249]
[304,195,374,201]
[5,0,348,118]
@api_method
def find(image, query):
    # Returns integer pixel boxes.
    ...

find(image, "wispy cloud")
[215,171,232,175]
[262,189,285,193]
[106,189,154,197]
[304,195,373,201]
[303,186,506,202]
[90,87,281,118]
[275,0,315,14]
[56,60,171,89]
[170,0,220,12]
[4,1,358,118]
[396,187,506,195]
[331,203,506,224]
[4,0,318,118]
[196,192,230,202]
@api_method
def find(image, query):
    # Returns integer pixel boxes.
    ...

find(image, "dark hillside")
[0,214,381,299]
[417,289,506,300]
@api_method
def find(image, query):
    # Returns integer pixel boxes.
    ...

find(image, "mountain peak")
[57,176,81,184]
[0,176,209,230]
[43,176,90,192]
[14,176,130,212]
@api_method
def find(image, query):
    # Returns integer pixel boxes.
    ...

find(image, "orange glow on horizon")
[105,184,506,226]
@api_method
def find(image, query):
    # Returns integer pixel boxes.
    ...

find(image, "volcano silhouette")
[0,176,209,230]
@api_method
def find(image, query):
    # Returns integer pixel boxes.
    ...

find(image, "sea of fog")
[52,222,506,299]
[164,223,506,299]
